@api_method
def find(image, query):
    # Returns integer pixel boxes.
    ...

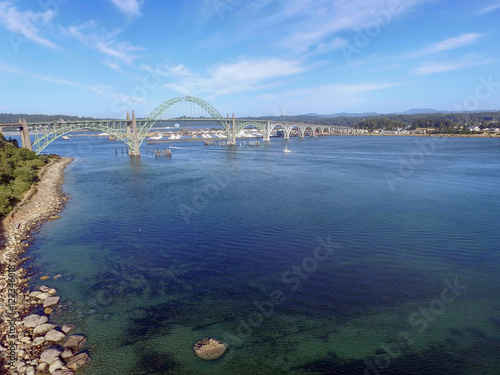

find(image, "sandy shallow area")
[0,157,91,374]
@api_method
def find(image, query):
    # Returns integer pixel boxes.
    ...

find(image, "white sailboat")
[283,144,291,153]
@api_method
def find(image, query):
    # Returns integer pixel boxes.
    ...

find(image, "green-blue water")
[25,135,500,374]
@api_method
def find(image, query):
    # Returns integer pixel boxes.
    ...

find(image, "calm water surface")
[24,135,500,374]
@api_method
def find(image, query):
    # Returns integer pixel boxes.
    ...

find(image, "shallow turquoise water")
[24,135,500,374]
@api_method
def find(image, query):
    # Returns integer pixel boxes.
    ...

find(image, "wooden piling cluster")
[203,140,229,147]
[153,148,172,158]
[146,138,202,145]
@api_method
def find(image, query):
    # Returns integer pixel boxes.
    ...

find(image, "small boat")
[62,136,70,140]
[283,145,291,153]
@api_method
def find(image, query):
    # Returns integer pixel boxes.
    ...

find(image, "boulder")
[53,370,74,375]
[66,352,91,371]
[44,296,61,308]
[48,358,64,373]
[23,314,48,328]
[48,288,58,295]
[45,329,66,342]
[64,335,87,351]
[40,348,62,364]
[38,362,48,372]
[34,324,58,335]
[33,337,45,346]
[60,349,73,360]
[53,274,63,280]
[26,366,35,375]
[62,324,75,334]
[45,308,54,315]
[36,292,51,300]
[40,286,50,292]
[193,338,228,361]
[40,275,50,280]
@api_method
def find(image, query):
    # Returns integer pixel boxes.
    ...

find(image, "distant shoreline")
[333,133,500,138]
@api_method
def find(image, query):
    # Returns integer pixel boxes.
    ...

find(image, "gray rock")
[23,314,41,328]
[26,366,35,375]
[64,335,87,351]
[39,285,50,292]
[60,349,73,360]
[33,337,45,346]
[36,292,51,300]
[23,314,49,328]
[61,324,75,334]
[43,296,61,308]
[40,348,62,364]
[66,352,91,371]
[45,329,66,342]
[34,323,57,335]
[48,359,64,373]
[53,370,74,375]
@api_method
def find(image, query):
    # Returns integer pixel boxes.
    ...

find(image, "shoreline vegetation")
[0,156,91,375]
[343,132,500,137]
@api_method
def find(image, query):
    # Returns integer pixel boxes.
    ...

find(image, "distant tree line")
[248,111,500,133]
[0,113,96,123]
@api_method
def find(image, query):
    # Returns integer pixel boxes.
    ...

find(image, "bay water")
[24,135,500,374]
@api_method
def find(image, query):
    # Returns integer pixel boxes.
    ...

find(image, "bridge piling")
[19,118,33,151]
[264,120,271,142]
[126,111,141,156]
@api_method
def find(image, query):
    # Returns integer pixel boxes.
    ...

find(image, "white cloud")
[0,1,57,48]
[478,1,500,15]
[415,55,495,75]
[277,0,431,53]
[277,81,406,113]
[0,60,136,104]
[109,0,143,16]
[315,37,348,54]
[405,33,483,58]
[0,61,24,74]
[63,22,143,67]
[156,59,307,96]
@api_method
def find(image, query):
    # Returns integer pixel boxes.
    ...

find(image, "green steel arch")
[138,96,230,143]
[236,121,267,134]
[32,121,133,155]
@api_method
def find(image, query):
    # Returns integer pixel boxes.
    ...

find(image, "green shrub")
[0,137,51,218]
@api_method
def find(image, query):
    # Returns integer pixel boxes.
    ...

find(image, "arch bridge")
[0,96,361,155]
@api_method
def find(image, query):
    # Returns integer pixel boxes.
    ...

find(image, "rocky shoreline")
[0,157,90,374]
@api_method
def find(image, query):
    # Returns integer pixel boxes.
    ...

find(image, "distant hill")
[300,112,381,118]
[0,113,96,123]
[400,108,439,115]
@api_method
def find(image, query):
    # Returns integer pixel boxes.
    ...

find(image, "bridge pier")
[127,111,141,156]
[230,113,237,146]
[263,120,271,142]
[19,118,33,151]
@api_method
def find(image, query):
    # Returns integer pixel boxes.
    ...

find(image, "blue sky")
[0,0,499,118]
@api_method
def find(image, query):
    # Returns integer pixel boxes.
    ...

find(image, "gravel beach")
[0,157,91,375]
